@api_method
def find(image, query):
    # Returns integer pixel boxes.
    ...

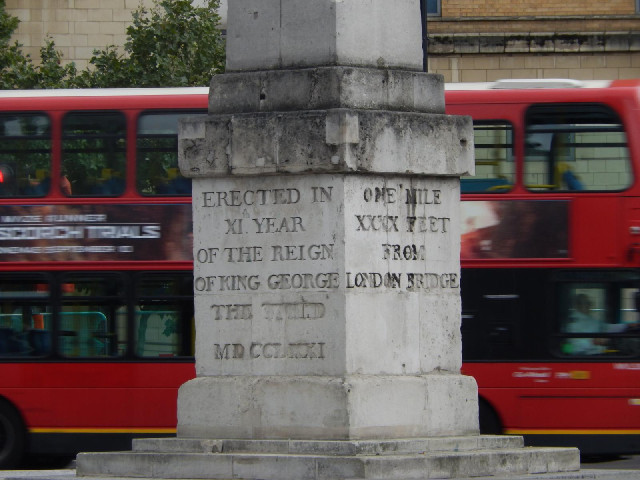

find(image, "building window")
[426,0,441,16]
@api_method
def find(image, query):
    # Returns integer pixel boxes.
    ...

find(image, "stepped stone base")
[76,436,580,479]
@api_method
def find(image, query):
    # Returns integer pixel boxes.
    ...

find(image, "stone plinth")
[175,69,478,441]
[178,172,478,437]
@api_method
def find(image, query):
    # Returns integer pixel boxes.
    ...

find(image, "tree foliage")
[0,0,34,89]
[80,0,225,87]
[0,0,225,89]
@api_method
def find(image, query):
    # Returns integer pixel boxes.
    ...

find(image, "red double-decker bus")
[0,88,208,467]
[448,79,640,455]
[0,80,639,467]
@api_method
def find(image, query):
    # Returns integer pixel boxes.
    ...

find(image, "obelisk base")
[76,436,580,479]
[176,374,479,440]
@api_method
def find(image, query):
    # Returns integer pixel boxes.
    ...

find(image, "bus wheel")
[479,399,502,435]
[0,399,26,468]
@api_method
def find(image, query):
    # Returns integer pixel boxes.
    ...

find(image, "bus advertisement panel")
[461,200,569,259]
[0,204,192,262]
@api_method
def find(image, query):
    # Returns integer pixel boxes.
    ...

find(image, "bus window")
[0,276,51,357]
[58,274,126,358]
[0,113,51,197]
[461,122,514,193]
[524,104,631,192]
[134,273,194,357]
[62,112,126,196]
[137,112,202,196]
[460,268,550,361]
[555,275,640,357]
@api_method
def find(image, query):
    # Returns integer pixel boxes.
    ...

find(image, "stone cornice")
[429,15,640,22]
[428,31,640,54]
[427,16,640,35]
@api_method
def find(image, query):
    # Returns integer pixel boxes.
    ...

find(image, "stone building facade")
[6,0,640,81]
[427,0,640,82]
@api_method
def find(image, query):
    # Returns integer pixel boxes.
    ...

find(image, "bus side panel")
[463,362,640,432]
[1,363,195,430]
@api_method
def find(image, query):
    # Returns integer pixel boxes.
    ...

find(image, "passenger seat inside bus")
[0,327,32,355]
[557,163,584,191]
[156,168,191,195]
[91,168,124,195]
[0,327,11,353]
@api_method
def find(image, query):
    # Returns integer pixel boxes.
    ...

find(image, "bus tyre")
[479,399,502,435]
[0,400,26,469]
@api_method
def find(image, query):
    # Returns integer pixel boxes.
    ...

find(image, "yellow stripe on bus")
[506,429,640,435]
[29,427,176,434]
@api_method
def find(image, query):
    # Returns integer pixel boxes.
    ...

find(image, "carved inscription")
[194,179,458,364]
[195,182,456,292]
[201,188,301,207]
[263,302,326,320]
[213,342,326,360]
[197,244,334,263]
[195,185,337,297]
[196,184,335,363]
[345,272,459,291]
[209,302,325,321]
[211,304,253,320]
[194,273,339,292]
[363,186,441,205]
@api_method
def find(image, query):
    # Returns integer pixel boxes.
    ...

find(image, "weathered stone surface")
[478,33,505,54]
[179,110,474,178]
[209,67,445,114]
[452,34,480,54]
[131,435,526,455]
[605,32,631,52]
[530,33,556,53]
[190,175,463,377]
[429,31,640,54]
[182,171,477,440]
[505,34,530,53]
[76,442,580,480]
[226,0,423,71]
[176,374,479,440]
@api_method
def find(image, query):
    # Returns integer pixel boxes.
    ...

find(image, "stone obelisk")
[177,0,477,442]
[76,1,580,477]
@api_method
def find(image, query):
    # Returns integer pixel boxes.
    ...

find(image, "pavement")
[2,468,640,480]
[0,472,75,480]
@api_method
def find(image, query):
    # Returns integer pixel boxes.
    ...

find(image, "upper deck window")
[461,122,514,193]
[0,114,51,198]
[136,111,202,196]
[524,104,631,192]
[62,112,126,197]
